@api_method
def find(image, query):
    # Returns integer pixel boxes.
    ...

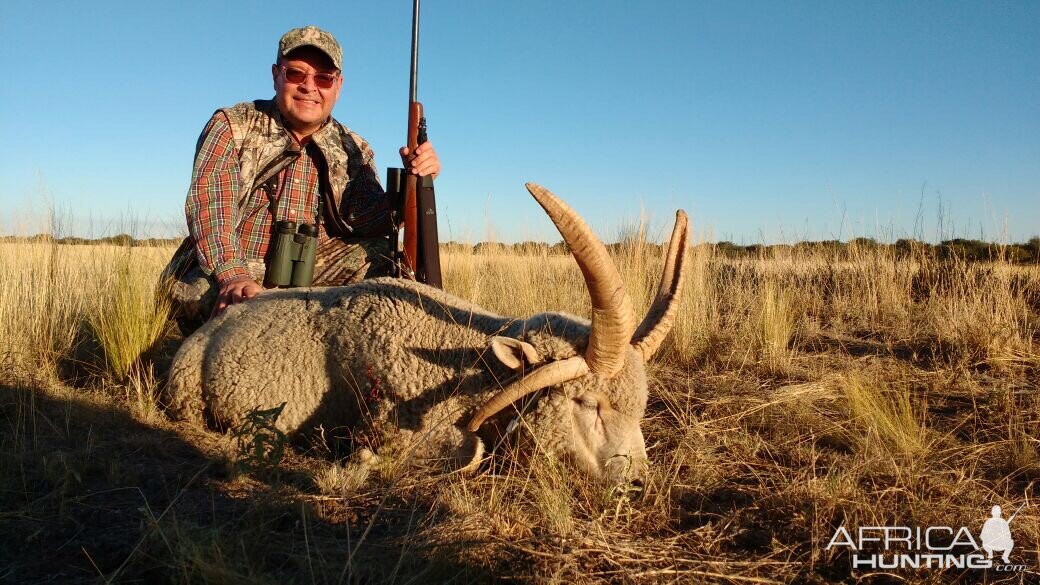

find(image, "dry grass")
[843,372,929,457]
[87,248,171,383]
[1,230,1039,583]
[755,279,797,373]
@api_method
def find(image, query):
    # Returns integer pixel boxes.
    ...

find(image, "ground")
[1,240,1038,583]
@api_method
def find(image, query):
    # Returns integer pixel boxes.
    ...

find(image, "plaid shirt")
[186,112,373,284]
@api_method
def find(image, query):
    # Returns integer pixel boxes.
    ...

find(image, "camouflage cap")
[278,26,342,70]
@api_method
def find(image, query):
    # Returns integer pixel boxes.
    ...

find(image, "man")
[980,505,1014,563]
[163,26,440,333]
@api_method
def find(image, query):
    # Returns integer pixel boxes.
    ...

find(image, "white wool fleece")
[165,277,643,470]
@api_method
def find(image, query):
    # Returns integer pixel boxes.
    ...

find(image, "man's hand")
[211,278,263,318]
[399,142,441,179]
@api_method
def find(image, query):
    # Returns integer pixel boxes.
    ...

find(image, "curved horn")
[526,183,635,377]
[467,356,589,432]
[631,210,689,361]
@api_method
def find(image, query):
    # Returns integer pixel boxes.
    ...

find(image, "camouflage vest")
[221,99,370,221]
[161,100,384,284]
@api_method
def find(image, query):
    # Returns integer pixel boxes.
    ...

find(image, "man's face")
[272,47,342,136]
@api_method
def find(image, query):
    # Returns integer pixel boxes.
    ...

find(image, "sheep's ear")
[490,336,541,370]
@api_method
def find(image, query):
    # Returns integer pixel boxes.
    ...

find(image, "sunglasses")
[280,66,338,89]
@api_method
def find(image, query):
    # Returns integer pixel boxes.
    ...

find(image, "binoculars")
[264,221,318,288]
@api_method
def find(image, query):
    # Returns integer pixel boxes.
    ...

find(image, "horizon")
[2,206,1036,248]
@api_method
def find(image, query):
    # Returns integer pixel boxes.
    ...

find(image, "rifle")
[1007,503,1025,524]
[387,0,442,288]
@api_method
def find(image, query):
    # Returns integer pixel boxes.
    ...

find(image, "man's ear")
[489,336,541,371]
[272,63,280,91]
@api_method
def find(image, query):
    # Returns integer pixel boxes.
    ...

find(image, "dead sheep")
[165,183,688,485]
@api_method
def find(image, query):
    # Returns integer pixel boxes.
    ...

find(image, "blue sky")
[1,1,1037,243]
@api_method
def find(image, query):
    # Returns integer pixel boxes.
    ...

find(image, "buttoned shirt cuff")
[214,261,253,286]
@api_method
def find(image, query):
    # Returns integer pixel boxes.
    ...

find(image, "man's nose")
[298,76,317,91]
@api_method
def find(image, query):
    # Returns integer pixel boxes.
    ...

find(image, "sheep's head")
[468,184,689,486]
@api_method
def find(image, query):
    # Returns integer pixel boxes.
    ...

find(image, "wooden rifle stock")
[402,101,423,275]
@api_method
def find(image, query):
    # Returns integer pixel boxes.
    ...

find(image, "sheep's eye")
[574,396,599,411]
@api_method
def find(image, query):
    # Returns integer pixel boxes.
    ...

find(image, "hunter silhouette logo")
[980,504,1023,564]
[826,503,1028,571]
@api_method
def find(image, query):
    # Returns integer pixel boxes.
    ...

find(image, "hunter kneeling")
[162,25,441,335]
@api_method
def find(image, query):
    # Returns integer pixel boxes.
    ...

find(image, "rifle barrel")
[1007,503,1026,524]
[409,0,420,103]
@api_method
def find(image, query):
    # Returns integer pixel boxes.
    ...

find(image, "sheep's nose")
[628,473,649,498]
[605,454,648,493]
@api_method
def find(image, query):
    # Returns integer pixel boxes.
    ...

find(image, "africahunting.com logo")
[826,504,1027,572]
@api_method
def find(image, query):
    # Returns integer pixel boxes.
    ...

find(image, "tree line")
[3,234,1038,264]
[712,237,1040,264]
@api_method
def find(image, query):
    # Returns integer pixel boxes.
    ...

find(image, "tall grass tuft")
[87,248,170,382]
[844,373,928,457]
[756,279,796,372]
[0,238,85,381]
[925,257,1035,369]
[528,451,575,536]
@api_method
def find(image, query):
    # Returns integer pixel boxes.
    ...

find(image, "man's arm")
[185,113,252,285]
[185,113,262,315]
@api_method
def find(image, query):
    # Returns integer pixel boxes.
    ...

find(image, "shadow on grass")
[0,382,494,584]
[795,330,954,368]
